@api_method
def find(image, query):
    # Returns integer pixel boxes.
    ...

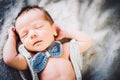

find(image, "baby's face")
[16,9,56,52]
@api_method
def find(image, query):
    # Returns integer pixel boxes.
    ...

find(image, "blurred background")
[0,0,120,80]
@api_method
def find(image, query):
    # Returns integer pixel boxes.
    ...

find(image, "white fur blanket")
[0,0,120,80]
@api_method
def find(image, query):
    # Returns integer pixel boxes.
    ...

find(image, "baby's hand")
[55,26,71,40]
[8,27,18,40]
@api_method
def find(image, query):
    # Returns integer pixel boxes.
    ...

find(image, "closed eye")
[21,32,28,38]
[35,25,44,29]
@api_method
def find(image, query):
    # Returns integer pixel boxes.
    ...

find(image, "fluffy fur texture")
[0,0,120,80]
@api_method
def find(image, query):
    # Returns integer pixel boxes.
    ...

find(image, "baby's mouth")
[33,40,42,46]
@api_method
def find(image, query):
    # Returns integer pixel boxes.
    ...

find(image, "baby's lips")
[33,40,42,46]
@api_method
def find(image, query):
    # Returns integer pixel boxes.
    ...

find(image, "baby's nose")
[31,34,37,39]
[29,30,38,39]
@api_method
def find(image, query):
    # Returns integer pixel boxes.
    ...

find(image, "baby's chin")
[26,47,47,53]
[27,49,42,53]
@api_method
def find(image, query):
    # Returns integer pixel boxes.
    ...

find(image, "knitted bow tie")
[30,41,62,73]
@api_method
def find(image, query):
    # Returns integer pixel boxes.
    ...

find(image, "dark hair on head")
[15,5,54,25]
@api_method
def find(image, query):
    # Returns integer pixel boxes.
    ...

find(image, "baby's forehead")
[15,9,45,26]
[19,8,45,18]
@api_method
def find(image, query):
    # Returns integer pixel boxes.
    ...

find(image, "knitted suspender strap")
[69,39,83,80]
[18,44,39,80]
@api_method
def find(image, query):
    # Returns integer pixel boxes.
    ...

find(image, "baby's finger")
[8,27,16,35]
[8,26,15,32]
[11,27,16,31]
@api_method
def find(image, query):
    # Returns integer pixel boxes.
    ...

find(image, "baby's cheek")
[23,40,31,48]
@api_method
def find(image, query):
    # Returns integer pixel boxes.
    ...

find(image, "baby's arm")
[69,31,93,53]
[3,27,27,70]
[56,27,93,53]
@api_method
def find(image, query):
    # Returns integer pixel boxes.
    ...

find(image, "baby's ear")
[52,24,58,36]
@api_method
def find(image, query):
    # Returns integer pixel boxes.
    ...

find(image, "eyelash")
[35,25,43,29]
